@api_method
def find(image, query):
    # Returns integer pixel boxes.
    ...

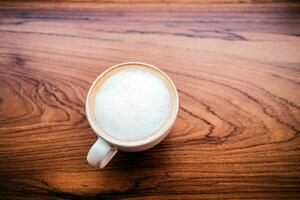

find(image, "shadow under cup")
[86,62,179,167]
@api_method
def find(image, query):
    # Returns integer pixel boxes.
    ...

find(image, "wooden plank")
[0,1,300,199]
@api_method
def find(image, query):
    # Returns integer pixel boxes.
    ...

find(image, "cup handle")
[87,137,118,168]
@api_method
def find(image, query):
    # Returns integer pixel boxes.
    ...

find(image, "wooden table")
[0,1,300,199]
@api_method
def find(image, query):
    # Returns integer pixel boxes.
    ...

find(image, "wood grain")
[0,1,300,199]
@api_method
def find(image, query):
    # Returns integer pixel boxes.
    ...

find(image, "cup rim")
[86,62,179,148]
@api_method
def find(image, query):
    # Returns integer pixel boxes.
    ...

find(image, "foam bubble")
[94,67,172,141]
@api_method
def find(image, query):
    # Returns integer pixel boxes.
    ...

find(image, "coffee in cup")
[86,62,179,168]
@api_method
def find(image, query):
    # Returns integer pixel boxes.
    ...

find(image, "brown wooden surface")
[1,1,300,199]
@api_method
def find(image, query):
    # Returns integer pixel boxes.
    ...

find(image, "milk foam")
[94,67,172,141]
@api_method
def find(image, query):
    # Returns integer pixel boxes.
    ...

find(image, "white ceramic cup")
[86,62,179,168]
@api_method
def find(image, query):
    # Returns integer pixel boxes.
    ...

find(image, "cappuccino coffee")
[86,62,179,168]
[93,65,173,141]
